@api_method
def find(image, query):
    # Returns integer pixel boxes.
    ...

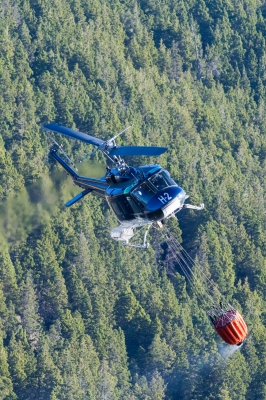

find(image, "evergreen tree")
[0,0,266,397]
[0,324,16,400]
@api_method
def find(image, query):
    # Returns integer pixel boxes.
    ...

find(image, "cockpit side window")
[149,170,176,190]
[132,183,155,205]
[162,170,176,186]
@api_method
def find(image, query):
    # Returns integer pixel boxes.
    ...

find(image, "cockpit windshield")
[132,183,155,205]
[149,170,176,190]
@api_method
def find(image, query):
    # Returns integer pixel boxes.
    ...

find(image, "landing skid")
[183,203,204,211]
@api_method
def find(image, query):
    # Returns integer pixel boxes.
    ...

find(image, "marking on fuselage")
[158,192,172,204]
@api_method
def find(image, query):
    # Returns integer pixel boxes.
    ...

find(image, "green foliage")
[0,325,16,400]
[0,0,266,398]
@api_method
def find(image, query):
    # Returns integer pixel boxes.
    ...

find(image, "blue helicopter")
[42,123,204,248]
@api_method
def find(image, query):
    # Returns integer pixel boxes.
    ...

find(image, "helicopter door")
[109,196,135,221]
[132,183,155,207]
[126,196,142,214]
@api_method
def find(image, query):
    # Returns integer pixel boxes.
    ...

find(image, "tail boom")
[50,149,108,195]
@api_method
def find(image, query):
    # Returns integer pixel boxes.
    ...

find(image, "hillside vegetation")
[1,0,266,398]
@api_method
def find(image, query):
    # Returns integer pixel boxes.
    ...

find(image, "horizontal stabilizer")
[65,188,92,207]
[110,146,168,157]
[42,123,104,147]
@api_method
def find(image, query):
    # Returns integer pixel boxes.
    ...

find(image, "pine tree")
[20,271,43,348]
[7,328,37,398]
[0,324,16,400]
[0,248,18,304]
[33,225,68,322]
[35,338,63,400]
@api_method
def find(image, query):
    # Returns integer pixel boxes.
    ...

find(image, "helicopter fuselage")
[51,149,187,224]
[105,165,187,223]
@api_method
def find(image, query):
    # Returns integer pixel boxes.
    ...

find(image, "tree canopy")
[0,0,266,398]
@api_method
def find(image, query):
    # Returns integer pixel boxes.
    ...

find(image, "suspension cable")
[165,232,215,304]
[158,226,227,308]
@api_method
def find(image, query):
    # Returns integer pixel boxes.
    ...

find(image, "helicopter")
[42,123,204,248]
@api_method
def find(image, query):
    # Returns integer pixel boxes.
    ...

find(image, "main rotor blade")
[109,146,168,157]
[42,123,105,147]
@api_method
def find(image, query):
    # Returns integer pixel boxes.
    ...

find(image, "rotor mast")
[79,125,134,163]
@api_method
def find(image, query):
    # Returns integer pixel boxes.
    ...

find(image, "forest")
[0,0,266,398]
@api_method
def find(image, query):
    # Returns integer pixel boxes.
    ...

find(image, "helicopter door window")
[127,197,142,213]
[118,197,134,216]
[110,201,123,218]
[149,171,176,190]
[132,183,155,205]
[109,197,134,221]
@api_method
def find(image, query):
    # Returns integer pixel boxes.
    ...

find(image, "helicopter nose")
[146,186,186,217]
[162,190,186,218]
